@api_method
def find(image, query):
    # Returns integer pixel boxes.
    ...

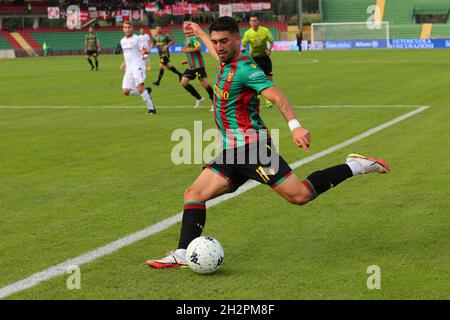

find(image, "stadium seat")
[0,33,13,49]
[321,0,376,22]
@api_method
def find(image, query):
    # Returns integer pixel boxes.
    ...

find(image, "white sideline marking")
[0,105,423,109]
[0,106,429,299]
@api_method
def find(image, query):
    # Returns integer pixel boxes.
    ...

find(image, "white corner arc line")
[0,106,429,299]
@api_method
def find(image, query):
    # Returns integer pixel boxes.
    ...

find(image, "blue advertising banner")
[148,39,450,55]
[309,38,450,50]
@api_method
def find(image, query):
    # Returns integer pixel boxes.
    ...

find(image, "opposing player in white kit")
[139,28,152,72]
[120,21,156,115]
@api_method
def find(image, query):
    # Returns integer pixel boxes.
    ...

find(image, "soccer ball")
[186,236,224,274]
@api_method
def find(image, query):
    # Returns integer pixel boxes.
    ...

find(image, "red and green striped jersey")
[152,33,172,57]
[184,36,205,70]
[213,53,273,149]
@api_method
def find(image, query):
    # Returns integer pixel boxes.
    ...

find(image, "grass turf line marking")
[0,105,424,109]
[0,106,429,299]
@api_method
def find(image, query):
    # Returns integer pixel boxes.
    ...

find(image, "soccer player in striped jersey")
[152,25,183,86]
[84,27,101,71]
[147,18,390,269]
[180,22,214,109]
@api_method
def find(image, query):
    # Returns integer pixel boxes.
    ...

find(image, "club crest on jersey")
[249,63,258,68]
[226,71,235,82]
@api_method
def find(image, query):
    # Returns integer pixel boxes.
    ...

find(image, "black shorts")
[183,67,207,80]
[159,55,170,65]
[86,50,98,57]
[252,56,273,77]
[205,142,293,193]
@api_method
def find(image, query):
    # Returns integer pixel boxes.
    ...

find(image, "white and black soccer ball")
[186,236,224,274]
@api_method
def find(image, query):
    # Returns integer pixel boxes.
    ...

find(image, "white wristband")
[288,119,302,132]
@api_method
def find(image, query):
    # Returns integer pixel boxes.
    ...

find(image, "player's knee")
[286,192,310,205]
[183,187,203,202]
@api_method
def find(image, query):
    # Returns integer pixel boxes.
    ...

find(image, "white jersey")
[121,34,145,71]
[138,33,151,50]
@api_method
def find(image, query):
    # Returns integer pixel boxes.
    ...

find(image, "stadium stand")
[0,30,22,50]
[431,23,450,38]
[20,22,285,55]
[0,33,13,49]
[321,0,376,22]
[29,30,123,53]
[320,0,450,39]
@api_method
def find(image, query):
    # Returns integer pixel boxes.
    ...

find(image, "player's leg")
[93,52,99,71]
[181,72,203,107]
[273,154,391,205]
[86,52,94,70]
[153,61,165,86]
[166,60,183,81]
[135,74,156,115]
[199,76,214,102]
[147,168,232,268]
[122,71,139,96]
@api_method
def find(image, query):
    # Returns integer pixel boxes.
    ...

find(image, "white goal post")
[311,22,391,48]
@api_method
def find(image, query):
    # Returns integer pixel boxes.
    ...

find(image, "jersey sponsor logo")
[249,70,265,80]
[226,71,235,82]
[214,84,229,100]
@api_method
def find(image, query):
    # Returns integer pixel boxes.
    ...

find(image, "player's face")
[249,17,259,29]
[211,31,242,64]
[156,26,162,35]
[140,28,144,35]
[88,27,93,33]
[123,24,133,37]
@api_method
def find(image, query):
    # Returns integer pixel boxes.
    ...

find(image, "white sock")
[175,248,186,260]
[129,88,138,96]
[346,161,361,176]
[141,90,154,110]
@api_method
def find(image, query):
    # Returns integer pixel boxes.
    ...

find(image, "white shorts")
[122,67,146,89]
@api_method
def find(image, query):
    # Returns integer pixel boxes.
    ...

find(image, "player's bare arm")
[184,22,219,62]
[266,41,274,56]
[182,46,201,53]
[261,86,311,151]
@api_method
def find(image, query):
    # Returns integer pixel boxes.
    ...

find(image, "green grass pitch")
[0,49,449,299]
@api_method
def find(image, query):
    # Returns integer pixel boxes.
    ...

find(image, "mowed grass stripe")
[0,106,428,299]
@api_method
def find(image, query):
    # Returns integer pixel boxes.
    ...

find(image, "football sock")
[185,84,202,100]
[206,86,214,101]
[95,60,98,70]
[87,58,94,68]
[302,164,353,200]
[129,88,138,96]
[168,65,182,77]
[141,90,154,110]
[178,202,206,249]
[156,69,164,83]
[346,160,362,176]
[174,248,187,260]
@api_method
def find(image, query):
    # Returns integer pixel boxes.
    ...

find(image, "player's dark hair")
[209,17,240,35]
